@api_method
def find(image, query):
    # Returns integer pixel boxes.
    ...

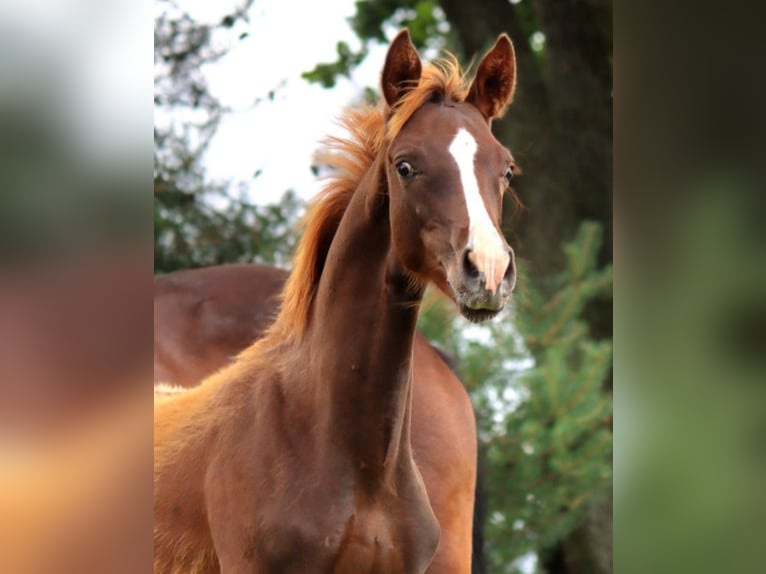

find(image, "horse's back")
[154,264,288,386]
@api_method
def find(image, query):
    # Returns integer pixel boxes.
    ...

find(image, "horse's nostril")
[504,251,516,280]
[463,249,480,278]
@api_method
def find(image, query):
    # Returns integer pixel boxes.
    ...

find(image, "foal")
[154,30,518,573]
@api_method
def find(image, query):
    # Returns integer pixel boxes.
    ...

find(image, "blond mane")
[267,55,470,341]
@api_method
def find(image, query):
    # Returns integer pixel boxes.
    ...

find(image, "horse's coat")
[154,29,518,574]
[154,263,480,572]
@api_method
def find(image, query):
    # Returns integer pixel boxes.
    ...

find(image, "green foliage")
[511,0,544,46]
[302,41,369,88]
[418,222,613,572]
[154,187,302,274]
[302,0,552,91]
[303,0,447,88]
[350,0,442,46]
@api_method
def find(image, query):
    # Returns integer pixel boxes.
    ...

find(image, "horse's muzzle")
[452,248,516,323]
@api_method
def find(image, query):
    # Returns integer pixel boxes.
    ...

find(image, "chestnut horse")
[154,264,286,389]
[154,263,482,572]
[154,30,518,574]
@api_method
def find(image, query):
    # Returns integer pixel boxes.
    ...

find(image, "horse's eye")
[503,166,514,185]
[396,160,415,179]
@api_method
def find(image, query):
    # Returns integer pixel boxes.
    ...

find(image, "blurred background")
[0,0,153,571]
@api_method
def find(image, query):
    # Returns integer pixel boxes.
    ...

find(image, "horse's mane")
[267,55,470,341]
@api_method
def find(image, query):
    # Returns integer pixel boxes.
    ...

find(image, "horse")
[154,263,483,572]
[154,29,518,573]
[153,264,286,388]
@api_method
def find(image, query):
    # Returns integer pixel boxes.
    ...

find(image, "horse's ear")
[382,29,422,108]
[466,34,517,120]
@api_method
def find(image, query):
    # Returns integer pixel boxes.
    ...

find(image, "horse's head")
[382,30,518,323]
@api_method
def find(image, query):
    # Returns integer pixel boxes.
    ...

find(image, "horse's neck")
[307,159,423,483]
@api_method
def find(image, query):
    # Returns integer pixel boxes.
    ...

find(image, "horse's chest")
[329,509,424,573]
[255,499,439,574]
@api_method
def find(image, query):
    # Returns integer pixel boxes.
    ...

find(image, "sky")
[184,0,390,205]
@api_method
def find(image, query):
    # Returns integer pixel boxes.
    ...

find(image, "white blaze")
[448,128,509,293]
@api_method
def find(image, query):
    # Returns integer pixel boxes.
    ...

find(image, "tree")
[154,186,302,273]
[154,0,302,274]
